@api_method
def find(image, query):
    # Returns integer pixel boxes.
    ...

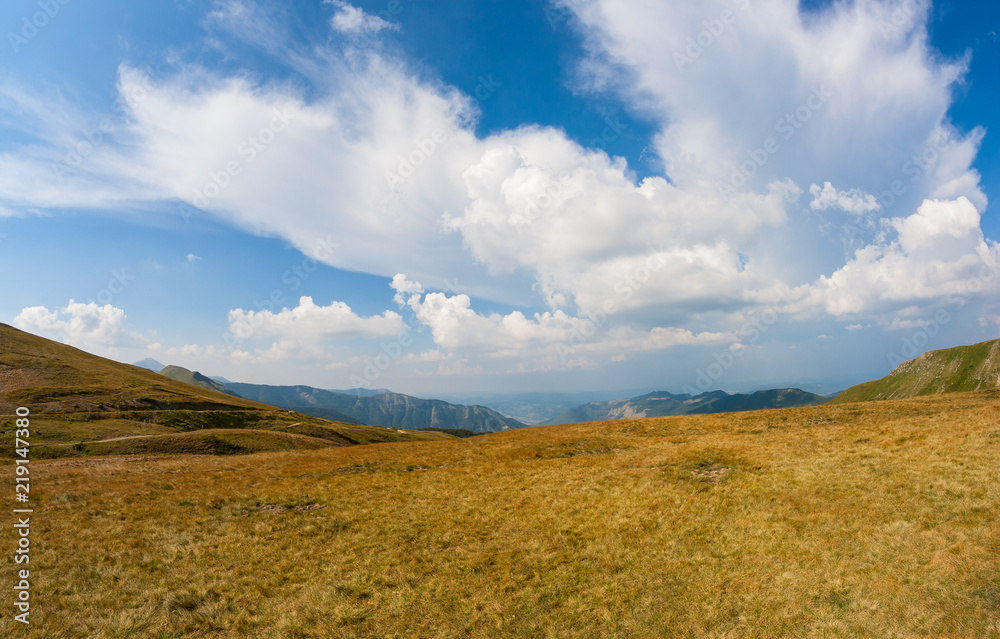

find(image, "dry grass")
[0,414,453,461]
[2,391,1000,637]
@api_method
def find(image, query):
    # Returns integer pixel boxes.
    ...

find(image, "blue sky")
[1,0,998,396]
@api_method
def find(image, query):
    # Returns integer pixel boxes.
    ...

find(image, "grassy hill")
[226,382,526,433]
[158,364,240,397]
[3,389,999,637]
[833,338,1000,403]
[0,323,448,457]
[545,388,828,425]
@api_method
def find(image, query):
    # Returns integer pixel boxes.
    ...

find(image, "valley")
[2,325,1000,637]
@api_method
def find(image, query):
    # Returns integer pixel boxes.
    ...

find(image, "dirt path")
[33,433,165,446]
[90,434,164,443]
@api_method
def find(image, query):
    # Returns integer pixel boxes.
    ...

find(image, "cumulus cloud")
[391,274,591,351]
[13,301,147,354]
[809,182,880,214]
[390,273,424,305]
[328,1,397,34]
[444,130,799,314]
[560,0,981,201]
[808,197,1000,316]
[0,0,994,356]
[228,296,408,341]
[390,274,734,361]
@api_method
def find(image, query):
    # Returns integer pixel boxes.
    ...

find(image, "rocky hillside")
[544,388,829,425]
[833,339,1000,403]
[226,382,526,433]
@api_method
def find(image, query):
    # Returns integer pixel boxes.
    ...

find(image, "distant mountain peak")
[544,387,827,425]
[226,382,526,433]
[158,365,240,397]
[132,358,164,373]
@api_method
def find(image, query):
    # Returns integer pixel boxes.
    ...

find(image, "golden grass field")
[3,390,1000,638]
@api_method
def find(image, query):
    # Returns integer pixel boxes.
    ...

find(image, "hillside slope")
[226,382,526,433]
[0,325,262,413]
[0,323,446,456]
[12,389,1000,637]
[158,365,240,397]
[545,388,828,425]
[833,338,1000,403]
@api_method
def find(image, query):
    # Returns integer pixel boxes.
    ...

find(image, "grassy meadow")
[3,391,1000,637]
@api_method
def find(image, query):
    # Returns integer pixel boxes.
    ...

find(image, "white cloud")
[228,295,408,341]
[0,0,994,358]
[391,273,593,351]
[390,275,734,362]
[164,343,225,358]
[390,273,424,305]
[549,0,993,318]
[978,313,1000,329]
[106,61,487,293]
[809,182,880,214]
[807,197,1000,316]
[328,1,397,34]
[444,130,799,315]
[560,0,981,202]
[13,301,147,355]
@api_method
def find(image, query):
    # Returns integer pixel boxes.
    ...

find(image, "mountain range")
[158,364,241,397]
[542,388,831,425]
[137,340,1000,431]
[5,318,999,457]
[224,382,525,433]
